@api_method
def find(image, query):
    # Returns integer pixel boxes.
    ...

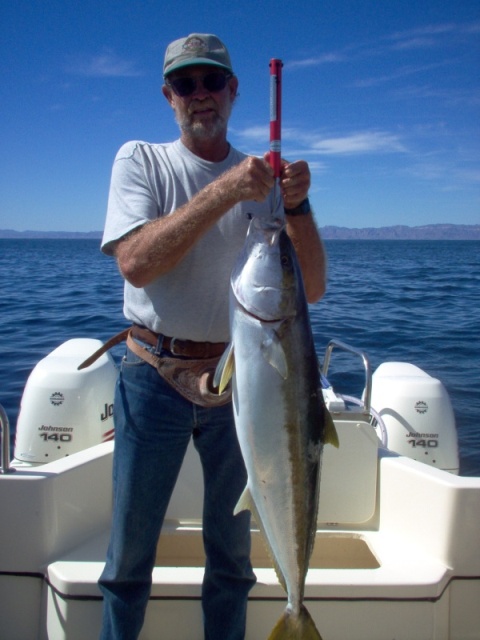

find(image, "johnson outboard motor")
[370,362,459,474]
[14,339,118,466]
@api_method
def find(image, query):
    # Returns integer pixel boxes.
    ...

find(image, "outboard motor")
[14,339,118,466]
[370,362,459,474]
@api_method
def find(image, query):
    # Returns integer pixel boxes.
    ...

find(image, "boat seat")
[46,413,381,605]
[45,502,452,639]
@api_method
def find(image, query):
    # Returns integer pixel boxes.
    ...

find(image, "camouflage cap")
[163,34,233,77]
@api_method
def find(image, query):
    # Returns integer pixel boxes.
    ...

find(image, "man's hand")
[219,156,276,203]
[279,159,311,210]
[263,153,311,209]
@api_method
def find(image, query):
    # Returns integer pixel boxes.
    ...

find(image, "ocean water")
[1,238,479,476]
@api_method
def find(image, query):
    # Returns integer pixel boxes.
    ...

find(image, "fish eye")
[281,254,290,266]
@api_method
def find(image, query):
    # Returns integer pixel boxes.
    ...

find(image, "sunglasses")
[166,71,233,98]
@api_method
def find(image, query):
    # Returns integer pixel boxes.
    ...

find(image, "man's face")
[163,65,238,141]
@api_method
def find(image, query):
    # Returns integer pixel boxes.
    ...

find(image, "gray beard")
[175,98,233,141]
[176,113,227,140]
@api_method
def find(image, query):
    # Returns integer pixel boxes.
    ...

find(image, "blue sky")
[1,0,479,232]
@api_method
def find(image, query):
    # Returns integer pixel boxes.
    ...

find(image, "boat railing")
[321,339,372,415]
[0,403,15,474]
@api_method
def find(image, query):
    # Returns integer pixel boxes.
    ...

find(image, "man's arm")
[114,156,275,288]
[279,159,327,303]
[286,214,327,303]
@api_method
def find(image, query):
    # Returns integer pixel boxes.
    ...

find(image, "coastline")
[1,223,480,241]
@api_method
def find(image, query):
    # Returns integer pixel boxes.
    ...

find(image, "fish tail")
[268,604,323,640]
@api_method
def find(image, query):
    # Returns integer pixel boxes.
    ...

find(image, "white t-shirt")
[102,139,281,342]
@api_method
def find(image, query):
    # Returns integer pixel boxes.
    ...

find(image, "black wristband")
[284,197,310,216]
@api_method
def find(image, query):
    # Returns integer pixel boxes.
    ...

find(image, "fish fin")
[268,604,323,640]
[213,342,235,394]
[235,486,288,593]
[261,330,288,379]
[233,486,253,516]
[324,408,340,448]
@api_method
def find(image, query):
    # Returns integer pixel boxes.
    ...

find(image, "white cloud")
[310,131,407,155]
[353,61,449,88]
[233,125,269,141]
[285,53,344,70]
[65,52,143,78]
[389,36,437,51]
[233,124,407,157]
[387,20,480,50]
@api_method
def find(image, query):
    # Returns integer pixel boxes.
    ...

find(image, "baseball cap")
[163,34,233,77]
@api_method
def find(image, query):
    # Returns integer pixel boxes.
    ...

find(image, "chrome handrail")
[0,403,15,474]
[321,339,372,414]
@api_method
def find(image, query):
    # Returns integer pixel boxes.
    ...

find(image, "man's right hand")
[218,156,275,204]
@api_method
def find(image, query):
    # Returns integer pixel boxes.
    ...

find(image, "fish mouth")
[241,307,284,323]
[250,217,284,245]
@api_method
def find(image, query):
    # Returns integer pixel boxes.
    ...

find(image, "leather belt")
[131,325,227,359]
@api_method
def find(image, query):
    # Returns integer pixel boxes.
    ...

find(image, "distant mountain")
[0,224,479,240]
[0,229,103,239]
[321,224,480,240]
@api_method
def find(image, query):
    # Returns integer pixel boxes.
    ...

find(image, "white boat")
[1,337,479,640]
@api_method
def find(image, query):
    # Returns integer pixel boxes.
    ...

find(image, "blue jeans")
[98,339,255,639]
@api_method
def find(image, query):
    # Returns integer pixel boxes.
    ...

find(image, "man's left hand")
[279,159,311,210]
[263,153,311,210]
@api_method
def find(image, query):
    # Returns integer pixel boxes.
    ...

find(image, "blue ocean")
[1,238,479,476]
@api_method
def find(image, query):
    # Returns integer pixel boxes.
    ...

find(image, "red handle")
[269,58,283,178]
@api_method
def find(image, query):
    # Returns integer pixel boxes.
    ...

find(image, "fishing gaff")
[269,58,283,215]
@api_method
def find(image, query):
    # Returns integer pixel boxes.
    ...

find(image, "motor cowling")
[370,361,459,474]
[14,339,118,466]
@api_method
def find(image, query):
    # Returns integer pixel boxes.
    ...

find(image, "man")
[99,33,327,640]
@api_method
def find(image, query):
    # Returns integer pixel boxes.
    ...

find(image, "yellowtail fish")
[215,216,338,640]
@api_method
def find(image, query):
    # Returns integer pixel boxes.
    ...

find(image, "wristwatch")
[284,197,310,216]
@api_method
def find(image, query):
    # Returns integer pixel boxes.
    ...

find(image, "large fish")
[215,216,338,640]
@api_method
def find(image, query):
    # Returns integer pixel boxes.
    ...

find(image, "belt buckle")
[169,337,183,357]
